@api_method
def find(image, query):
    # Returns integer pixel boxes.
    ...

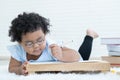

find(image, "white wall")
[0,0,120,57]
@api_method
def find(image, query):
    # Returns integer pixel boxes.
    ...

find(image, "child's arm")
[9,57,28,75]
[50,44,80,62]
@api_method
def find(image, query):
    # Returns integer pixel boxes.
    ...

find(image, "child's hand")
[49,44,63,60]
[20,61,29,75]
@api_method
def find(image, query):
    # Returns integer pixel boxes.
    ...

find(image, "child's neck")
[26,53,41,61]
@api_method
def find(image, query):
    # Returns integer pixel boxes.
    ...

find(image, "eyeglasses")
[24,38,45,48]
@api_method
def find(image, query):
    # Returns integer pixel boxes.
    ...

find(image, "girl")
[8,12,98,75]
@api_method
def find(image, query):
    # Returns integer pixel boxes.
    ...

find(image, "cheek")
[24,48,34,54]
[20,43,33,54]
[29,48,34,53]
[40,43,46,50]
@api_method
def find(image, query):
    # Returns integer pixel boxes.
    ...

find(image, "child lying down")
[7,12,98,75]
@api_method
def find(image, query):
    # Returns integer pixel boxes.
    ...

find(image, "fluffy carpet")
[1,61,120,80]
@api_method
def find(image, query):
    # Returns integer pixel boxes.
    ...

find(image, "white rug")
[1,61,120,80]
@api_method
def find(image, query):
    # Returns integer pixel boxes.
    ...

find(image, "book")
[110,64,120,67]
[26,60,110,73]
[108,51,120,56]
[102,56,120,67]
[107,44,120,52]
[101,38,120,44]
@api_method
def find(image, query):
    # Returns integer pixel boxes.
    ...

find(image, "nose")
[33,42,39,48]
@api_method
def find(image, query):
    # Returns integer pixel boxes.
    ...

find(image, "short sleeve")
[7,44,25,62]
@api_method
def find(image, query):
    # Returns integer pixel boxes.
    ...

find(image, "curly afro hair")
[9,12,50,42]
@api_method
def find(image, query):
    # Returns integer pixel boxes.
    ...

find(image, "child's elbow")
[8,67,13,73]
[74,55,81,62]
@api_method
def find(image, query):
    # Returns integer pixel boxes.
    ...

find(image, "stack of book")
[101,37,120,67]
[101,56,120,67]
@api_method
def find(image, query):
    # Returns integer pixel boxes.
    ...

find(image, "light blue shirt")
[7,38,58,63]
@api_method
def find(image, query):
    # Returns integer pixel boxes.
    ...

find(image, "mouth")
[33,49,41,54]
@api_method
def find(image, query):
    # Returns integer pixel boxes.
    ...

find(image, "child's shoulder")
[7,43,22,49]
[7,43,24,53]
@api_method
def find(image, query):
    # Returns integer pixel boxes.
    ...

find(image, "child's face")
[20,29,46,56]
